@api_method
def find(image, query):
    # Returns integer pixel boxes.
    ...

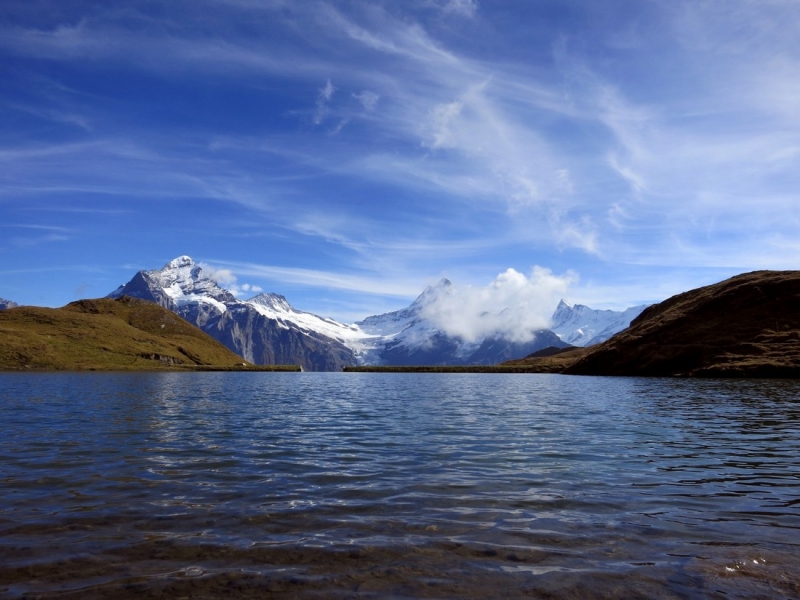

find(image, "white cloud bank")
[419,266,576,343]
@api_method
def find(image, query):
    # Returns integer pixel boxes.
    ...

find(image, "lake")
[1,372,798,599]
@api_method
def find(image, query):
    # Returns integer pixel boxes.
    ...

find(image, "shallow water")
[1,372,799,599]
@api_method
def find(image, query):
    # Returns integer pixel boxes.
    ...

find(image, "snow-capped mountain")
[109,258,566,368]
[108,256,643,369]
[549,299,647,346]
[354,279,452,364]
[109,256,237,327]
[356,279,569,365]
[108,256,358,371]
[0,298,18,310]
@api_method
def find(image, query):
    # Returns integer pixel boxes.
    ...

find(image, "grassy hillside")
[0,296,298,371]
[502,346,591,373]
[343,365,563,373]
[505,271,800,377]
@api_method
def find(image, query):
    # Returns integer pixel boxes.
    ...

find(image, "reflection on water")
[1,372,799,598]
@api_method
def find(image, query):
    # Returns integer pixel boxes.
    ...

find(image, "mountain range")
[107,256,645,371]
[550,300,647,346]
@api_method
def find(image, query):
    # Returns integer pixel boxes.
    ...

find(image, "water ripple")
[1,372,799,598]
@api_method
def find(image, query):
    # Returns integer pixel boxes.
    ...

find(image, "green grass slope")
[0,296,294,371]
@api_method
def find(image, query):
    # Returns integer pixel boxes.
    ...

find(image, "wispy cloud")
[8,102,91,131]
[2,0,799,312]
[206,259,425,299]
[7,233,70,248]
[352,90,379,111]
[1,224,72,249]
[1,3,576,218]
[314,78,336,125]
[3,224,71,232]
[441,0,478,19]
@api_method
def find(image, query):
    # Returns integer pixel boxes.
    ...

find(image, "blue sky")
[1,0,798,321]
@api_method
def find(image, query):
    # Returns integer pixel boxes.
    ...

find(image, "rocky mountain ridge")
[108,256,644,370]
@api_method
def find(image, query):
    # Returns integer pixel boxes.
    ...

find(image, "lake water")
[1,373,799,599]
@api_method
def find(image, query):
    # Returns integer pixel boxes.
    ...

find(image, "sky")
[1,0,799,322]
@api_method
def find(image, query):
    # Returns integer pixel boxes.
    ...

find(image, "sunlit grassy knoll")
[0,296,299,371]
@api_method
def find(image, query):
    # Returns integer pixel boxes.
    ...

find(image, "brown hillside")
[562,270,800,377]
[0,296,257,371]
[502,346,590,373]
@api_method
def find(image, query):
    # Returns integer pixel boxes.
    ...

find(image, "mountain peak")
[109,255,237,308]
[165,255,195,270]
[413,277,453,306]
[551,299,575,326]
[549,299,647,346]
[152,257,209,289]
[104,257,360,370]
[248,292,294,313]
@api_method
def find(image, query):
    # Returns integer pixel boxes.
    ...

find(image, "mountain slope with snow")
[550,300,648,346]
[354,279,571,365]
[107,256,645,369]
[108,257,358,371]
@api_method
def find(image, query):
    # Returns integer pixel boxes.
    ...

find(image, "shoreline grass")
[343,365,550,373]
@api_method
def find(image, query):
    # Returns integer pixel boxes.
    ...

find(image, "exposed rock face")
[207,304,355,371]
[109,257,357,371]
[0,298,18,310]
[564,270,800,377]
